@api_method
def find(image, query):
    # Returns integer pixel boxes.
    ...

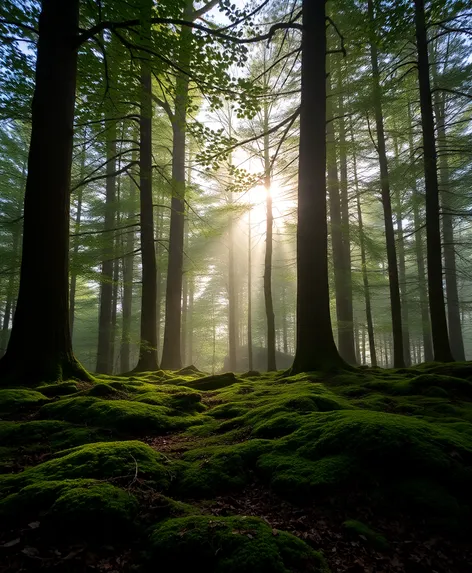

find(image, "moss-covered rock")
[148,515,329,573]
[39,396,203,434]
[0,389,48,414]
[343,520,389,550]
[0,440,169,495]
[87,383,120,397]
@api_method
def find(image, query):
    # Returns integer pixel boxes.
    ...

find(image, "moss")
[148,515,329,573]
[257,454,357,499]
[175,440,269,497]
[0,440,169,495]
[50,482,139,537]
[209,403,249,419]
[87,383,120,397]
[40,396,203,434]
[252,413,303,438]
[343,520,389,550]
[176,365,205,376]
[37,382,79,397]
[0,419,113,452]
[0,389,49,414]
[240,370,261,379]
[134,390,205,413]
[182,372,239,391]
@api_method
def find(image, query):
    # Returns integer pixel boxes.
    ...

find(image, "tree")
[291,0,347,373]
[0,0,90,383]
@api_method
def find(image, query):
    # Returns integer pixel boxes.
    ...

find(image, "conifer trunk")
[291,0,346,373]
[247,209,254,371]
[0,0,90,384]
[368,0,404,368]
[414,0,453,362]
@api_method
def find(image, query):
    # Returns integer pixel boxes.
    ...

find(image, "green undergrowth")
[1,363,472,564]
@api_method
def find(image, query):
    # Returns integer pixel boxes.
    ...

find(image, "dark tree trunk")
[336,63,357,364]
[134,10,158,372]
[227,192,238,372]
[1,217,21,357]
[327,76,356,364]
[181,214,189,365]
[155,202,164,360]
[247,209,253,371]
[161,4,193,370]
[187,272,194,365]
[69,132,86,338]
[414,0,453,362]
[96,118,116,373]
[432,82,465,360]
[0,0,90,384]
[393,134,411,366]
[368,0,404,368]
[408,103,433,361]
[120,152,137,373]
[263,103,276,371]
[291,0,346,373]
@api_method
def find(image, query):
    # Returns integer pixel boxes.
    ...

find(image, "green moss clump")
[182,372,239,391]
[87,383,119,397]
[135,390,205,413]
[175,440,269,497]
[209,403,248,419]
[37,382,79,397]
[0,389,49,414]
[343,520,389,550]
[0,440,169,495]
[149,515,329,573]
[39,396,203,434]
[50,482,138,536]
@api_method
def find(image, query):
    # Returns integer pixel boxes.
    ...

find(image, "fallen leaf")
[272,529,279,536]
[28,521,40,529]
[21,547,39,558]
[2,538,20,548]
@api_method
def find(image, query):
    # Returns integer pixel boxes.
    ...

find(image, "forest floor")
[1,364,472,572]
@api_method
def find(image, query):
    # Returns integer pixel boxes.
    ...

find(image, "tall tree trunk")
[368,0,404,368]
[263,100,276,371]
[327,75,357,364]
[292,0,346,373]
[120,152,136,374]
[0,0,90,384]
[134,5,158,372]
[227,192,238,372]
[431,64,465,360]
[247,209,253,371]
[393,134,411,366]
[1,217,21,357]
[187,273,194,365]
[336,62,357,364]
[69,132,86,337]
[161,4,193,370]
[408,103,433,361]
[181,214,189,365]
[95,115,116,373]
[414,0,453,362]
[156,202,164,360]
[282,285,288,355]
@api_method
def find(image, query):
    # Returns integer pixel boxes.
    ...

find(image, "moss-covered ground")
[1,364,472,571]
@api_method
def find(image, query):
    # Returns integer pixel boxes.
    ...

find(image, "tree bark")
[0,0,90,384]
[291,0,346,373]
[247,209,254,371]
[431,58,465,360]
[368,0,404,368]
[414,0,453,362]
[120,152,137,373]
[161,3,193,370]
[134,5,159,372]
[327,74,356,364]
[408,102,433,362]
[263,100,277,371]
[96,117,116,373]
[227,191,238,372]
[69,133,86,338]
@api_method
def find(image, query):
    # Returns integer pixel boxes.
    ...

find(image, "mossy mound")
[0,389,49,414]
[181,372,239,391]
[87,383,120,397]
[37,382,79,397]
[133,390,205,413]
[343,520,389,550]
[0,478,138,538]
[149,515,329,573]
[0,440,169,495]
[39,396,203,434]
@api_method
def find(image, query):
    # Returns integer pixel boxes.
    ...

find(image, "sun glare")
[249,183,281,226]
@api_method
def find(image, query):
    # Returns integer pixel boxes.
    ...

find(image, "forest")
[0,0,471,571]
